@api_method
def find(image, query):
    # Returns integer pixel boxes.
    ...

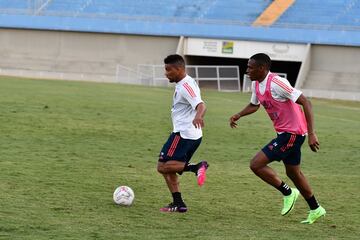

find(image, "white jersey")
[172,75,203,140]
[250,72,302,105]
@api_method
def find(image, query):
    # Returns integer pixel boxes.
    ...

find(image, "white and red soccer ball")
[113,186,135,206]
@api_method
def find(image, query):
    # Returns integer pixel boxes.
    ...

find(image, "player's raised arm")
[229,103,260,128]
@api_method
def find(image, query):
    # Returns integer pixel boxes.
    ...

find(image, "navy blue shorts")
[261,133,306,165]
[158,132,202,163]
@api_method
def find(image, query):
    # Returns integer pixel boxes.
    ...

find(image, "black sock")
[276,182,292,196]
[183,163,198,173]
[172,192,185,206]
[306,195,319,210]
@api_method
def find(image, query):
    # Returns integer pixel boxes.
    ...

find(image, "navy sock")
[276,182,292,196]
[183,163,198,173]
[172,192,185,206]
[306,195,319,210]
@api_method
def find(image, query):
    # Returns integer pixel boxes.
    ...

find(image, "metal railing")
[134,64,240,92]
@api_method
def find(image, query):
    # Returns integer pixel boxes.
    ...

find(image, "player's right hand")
[229,114,240,128]
[308,133,320,152]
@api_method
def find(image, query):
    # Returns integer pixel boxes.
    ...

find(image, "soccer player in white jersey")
[157,54,208,213]
[229,53,326,224]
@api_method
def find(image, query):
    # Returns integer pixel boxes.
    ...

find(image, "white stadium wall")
[0,28,359,100]
[0,28,178,82]
[183,37,308,62]
[311,45,360,73]
[301,45,360,101]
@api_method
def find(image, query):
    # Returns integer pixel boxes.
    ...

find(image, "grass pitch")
[0,76,359,240]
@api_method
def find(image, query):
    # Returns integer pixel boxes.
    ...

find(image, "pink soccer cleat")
[197,161,209,186]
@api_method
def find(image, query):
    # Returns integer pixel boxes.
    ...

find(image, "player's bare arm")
[229,103,260,128]
[193,102,206,128]
[296,94,320,152]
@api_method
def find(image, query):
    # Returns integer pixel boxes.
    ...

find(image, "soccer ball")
[113,186,135,206]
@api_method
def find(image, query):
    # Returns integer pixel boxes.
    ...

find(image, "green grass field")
[0,76,359,240]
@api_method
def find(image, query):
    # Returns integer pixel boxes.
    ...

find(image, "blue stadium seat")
[205,1,271,22]
[0,0,28,9]
[0,0,360,46]
[45,0,85,12]
[276,0,360,29]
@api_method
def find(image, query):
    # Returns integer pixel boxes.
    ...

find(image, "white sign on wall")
[184,37,307,62]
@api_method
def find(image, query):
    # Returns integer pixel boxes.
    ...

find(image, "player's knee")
[158,164,174,174]
[157,164,165,174]
[250,152,268,174]
[286,168,301,180]
[250,161,261,173]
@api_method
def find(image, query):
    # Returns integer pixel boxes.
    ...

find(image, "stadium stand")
[44,0,271,21]
[1,0,359,46]
[0,0,359,100]
[276,0,360,30]
[0,0,29,13]
[253,0,295,26]
[45,0,85,13]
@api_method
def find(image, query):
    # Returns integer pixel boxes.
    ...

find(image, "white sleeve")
[180,82,203,109]
[271,76,302,102]
[250,81,260,105]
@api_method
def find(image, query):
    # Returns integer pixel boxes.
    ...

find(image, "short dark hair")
[164,54,185,68]
[250,53,271,69]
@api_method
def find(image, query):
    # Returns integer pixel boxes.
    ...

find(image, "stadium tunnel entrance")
[185,55,301,89]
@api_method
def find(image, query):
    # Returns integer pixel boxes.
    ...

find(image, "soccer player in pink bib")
[229,53,326,224]
[157,54,208,213]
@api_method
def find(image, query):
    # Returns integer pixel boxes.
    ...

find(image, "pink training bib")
[255,73,307,135]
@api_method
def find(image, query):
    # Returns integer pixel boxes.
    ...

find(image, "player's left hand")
[308,133,320,152]
[193,117,204,129]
